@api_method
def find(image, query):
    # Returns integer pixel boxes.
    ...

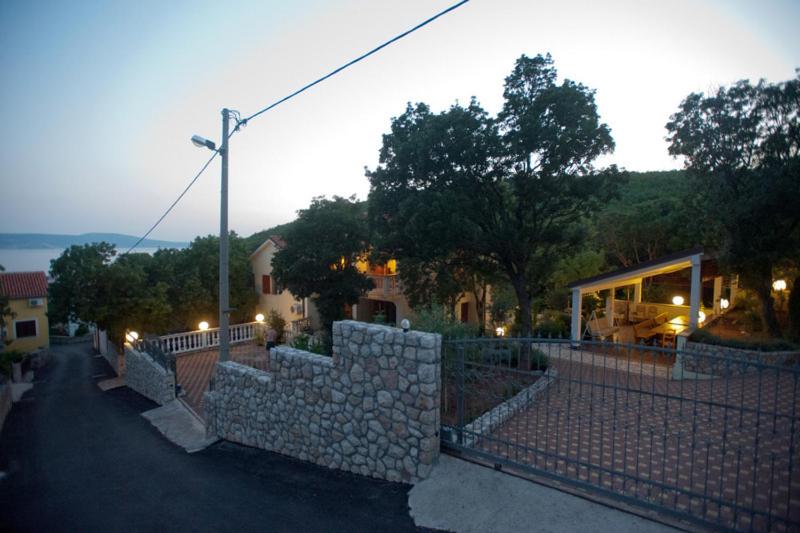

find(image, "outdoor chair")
[661,331,677,348]
[653,313,668,325]
[631,304,647,321]
[633,318,658,344]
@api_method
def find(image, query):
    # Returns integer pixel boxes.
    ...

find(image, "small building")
[0,271,50,352]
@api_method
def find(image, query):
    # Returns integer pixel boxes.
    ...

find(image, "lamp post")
[192,108,232,361]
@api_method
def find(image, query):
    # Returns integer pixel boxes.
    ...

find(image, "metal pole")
[219,108,230,362]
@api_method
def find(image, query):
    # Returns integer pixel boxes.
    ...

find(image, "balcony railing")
[158,321,257,355]
[367,274,403,297]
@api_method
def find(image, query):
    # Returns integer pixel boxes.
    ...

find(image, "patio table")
[648,315,689,338]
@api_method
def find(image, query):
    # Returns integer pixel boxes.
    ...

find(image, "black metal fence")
[441,338,800,532]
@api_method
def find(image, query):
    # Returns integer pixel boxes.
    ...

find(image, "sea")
[0,248,165,274]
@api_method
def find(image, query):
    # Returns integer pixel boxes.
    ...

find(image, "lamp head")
[191,135,216,151]
[400,318,410,332]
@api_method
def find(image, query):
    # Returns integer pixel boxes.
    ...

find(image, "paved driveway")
[0,343,419,532]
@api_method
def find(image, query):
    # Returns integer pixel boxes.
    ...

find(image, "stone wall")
[124,345,176,405]
[682,341,800,376]
[205,320,442,483]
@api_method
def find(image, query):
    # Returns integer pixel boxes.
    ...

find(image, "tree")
[593,171,698,268]
[368,54,622,337]
[0,263,13,348]
[271,196,374,333]
[49,243,117,325]
[666,74,800,336]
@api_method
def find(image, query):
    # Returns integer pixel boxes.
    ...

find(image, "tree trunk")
[510,274,532,337]
[754,280,782,338]
[510,273,534,370]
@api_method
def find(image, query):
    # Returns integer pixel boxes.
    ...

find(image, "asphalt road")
[0,343,421,532]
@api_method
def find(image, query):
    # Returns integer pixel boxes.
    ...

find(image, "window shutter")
[262,275,271,294]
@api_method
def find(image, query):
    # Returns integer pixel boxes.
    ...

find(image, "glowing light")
[496,326,506,337]
[198,321,209,331]
[255,313,265,322]
[125,331,139,343]
[720,298,730,310]
[698,311,706,323]
[773,279,787,291]
[672,295,685,306]
[400,318,411,332]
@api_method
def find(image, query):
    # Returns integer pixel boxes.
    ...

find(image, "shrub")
[0,350,25,377]
[413,304,479,339]
[291,332,328,355]
[689,328,799,352]
[267,310,287,344]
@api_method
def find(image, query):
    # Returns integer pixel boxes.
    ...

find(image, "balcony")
[367,274,403,298]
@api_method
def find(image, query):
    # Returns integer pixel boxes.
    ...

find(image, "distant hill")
[0,233,188,250]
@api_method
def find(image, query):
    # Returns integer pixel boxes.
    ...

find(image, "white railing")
[158,322,258,355]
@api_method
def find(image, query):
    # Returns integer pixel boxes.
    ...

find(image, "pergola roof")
[567,247,705,294]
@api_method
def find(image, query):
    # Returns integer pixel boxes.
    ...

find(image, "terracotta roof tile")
[0,271,49,299]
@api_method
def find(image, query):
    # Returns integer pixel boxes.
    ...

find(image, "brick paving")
[454,347,800,531]
[175,342,269,418]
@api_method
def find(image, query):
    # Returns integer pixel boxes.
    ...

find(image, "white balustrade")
[158,321,259,355]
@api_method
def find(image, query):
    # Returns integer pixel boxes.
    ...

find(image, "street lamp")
[192,108,232,361]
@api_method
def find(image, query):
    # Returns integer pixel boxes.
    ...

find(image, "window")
[15,319,37,338]
[460,302,470,323]
[262,275,271,294]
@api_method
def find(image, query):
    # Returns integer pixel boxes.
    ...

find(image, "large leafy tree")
[49,243,117,325]
[271,196,374,332]
[666,74,800,336]
[368,54,622,337]
[594,171,698,268]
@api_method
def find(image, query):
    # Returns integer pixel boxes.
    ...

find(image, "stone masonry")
[124,345,176,405]
[204,320,442,483]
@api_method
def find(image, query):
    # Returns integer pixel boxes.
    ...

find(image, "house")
[0,271,50,352]
[249,235,483,331]
[250,236,318,333]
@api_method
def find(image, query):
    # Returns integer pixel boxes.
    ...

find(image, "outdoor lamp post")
[191,108,232,361]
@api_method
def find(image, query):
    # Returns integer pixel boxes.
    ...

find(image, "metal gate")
[440,338,800,532]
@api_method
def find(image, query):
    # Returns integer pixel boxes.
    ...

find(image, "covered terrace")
[567,247,735,346]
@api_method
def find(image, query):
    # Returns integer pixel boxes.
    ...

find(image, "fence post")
[456,344,465,445]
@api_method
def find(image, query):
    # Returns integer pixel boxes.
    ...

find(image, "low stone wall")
[446,367,558,447]
[682,341,800,376]
[205,320,442,483]
[124,346,176,405]
[0,380,11,434]
[51,334,92,345]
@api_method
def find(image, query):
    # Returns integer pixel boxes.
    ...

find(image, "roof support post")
[689,254,702,329]
[571,288,582,347]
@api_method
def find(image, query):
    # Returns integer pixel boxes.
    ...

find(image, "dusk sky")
[1,0,798,242]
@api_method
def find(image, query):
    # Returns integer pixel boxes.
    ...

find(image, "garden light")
[720,298,730,310]
[198,321,210,331]
[672,295,685,306]
[255,313,265,322]
[698,311,706,323]
[125,331,139,343]
[401,319,410,332]
[496,326,506,337]
[773,279,787,291]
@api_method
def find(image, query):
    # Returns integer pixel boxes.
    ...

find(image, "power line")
[240,0,469,125]
[123,0,469,255]
[122,151,218,255]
